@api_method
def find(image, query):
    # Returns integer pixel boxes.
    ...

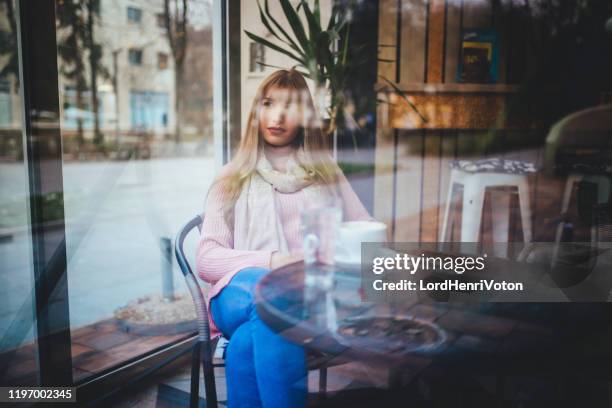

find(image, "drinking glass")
[300,199,342,332]
[300,199,342,267]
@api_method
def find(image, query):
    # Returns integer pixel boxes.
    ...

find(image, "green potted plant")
[247,1,425,132]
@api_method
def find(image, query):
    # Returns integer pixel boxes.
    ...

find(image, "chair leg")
[441,172,459,244]
[202,345,218,408]
[517,178,533,244]
[561,174,581,214]
[190,341,201,408]
[460,180,486,254]
[491,188,511,258]
[585,175,612,204]
[319,366,328,396]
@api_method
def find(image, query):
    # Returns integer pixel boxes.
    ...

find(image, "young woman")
[196,69,371,407]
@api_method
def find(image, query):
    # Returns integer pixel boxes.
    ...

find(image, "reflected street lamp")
[112,48,121,148]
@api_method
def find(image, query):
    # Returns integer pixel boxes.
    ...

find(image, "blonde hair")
[216,69,338,218]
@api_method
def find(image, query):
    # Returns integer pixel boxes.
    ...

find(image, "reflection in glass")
[0,0,39,386]
[53,0,214,381]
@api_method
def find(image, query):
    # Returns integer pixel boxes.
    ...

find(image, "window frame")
[126,6,142,24]
[128,48,143,66]
[157,52,168,70]
[11,0,234,402]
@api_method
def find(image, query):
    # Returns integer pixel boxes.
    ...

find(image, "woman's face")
[259,86,303,147]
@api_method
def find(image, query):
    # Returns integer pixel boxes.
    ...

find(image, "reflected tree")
[163,0,188,145]
[86,0,106,145]
[57,0,108,146]
[0,0,17,85]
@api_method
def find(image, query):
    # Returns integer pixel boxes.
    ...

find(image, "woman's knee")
[210,267,270,336]
[225,322,254,368]
[233,267,269,290]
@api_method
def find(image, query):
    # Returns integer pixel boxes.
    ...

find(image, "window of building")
[249,42,265,73]
[61,86,104,130]
[157,52,168,70]
[127,6,142,23]
[128,48,143,66]
[156,12,165,28]
[130,90,169,129]
[0,79,12,125]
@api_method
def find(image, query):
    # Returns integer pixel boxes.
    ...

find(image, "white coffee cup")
[336,221,388,264]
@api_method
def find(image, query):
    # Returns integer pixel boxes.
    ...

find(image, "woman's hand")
[270,251,304,269]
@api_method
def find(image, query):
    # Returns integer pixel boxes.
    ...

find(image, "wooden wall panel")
[444,1,462,83]
[400,0,427,83]
[375,0,399,230]
[420,133,442,242]
[493,2,508,84]
[389,93,509,129]
[426,0,446,83]
[437,134,456,240]
[373,125,398,232]
[392,130,423,242]
[378,0,398,81]
[462,0,492,28]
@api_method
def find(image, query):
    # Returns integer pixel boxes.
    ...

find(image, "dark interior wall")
[505,0,612,126]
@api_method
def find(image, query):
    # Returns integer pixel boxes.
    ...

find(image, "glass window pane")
[54,0,215,381]
[0,0,39,386]
[127,7,142,23]
[371,0,612,251]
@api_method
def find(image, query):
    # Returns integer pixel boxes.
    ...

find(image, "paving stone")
[71,343,95,359]
[75,330,137,351]
[76,334,186,373]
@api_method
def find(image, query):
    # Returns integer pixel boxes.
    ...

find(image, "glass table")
[255,260,612,389]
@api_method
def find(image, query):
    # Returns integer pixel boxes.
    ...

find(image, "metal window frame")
[213,0,240,169]
[16,0,73,387]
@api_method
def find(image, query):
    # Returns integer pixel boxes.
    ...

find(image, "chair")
[175,214,220,408]
[543,105,612,255]
[175,214,330,408]
[440,158,535,257]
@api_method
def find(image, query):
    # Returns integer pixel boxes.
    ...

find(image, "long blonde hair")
[217,69,338,215]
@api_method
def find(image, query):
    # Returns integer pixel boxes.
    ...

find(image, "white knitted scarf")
[233,149,336,254]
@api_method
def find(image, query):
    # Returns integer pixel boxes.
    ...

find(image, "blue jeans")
[210,267,306,408]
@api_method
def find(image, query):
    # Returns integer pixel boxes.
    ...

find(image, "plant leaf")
[244,30,307,66]
[256,0,299,53]
[327,3,339,31]
[380,76,428,123]
[314,0,321,28]
[314,31,333,69]
[255,61,287,71]
[278,0,311,57]
[292,67,312,79]
[263,0,302,54]
[340,24,350,66]
[301,1,322,46]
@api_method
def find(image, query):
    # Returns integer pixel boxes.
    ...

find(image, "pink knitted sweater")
[196,165,371,338]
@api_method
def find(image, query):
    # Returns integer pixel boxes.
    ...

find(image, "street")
[0,154,216,350]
